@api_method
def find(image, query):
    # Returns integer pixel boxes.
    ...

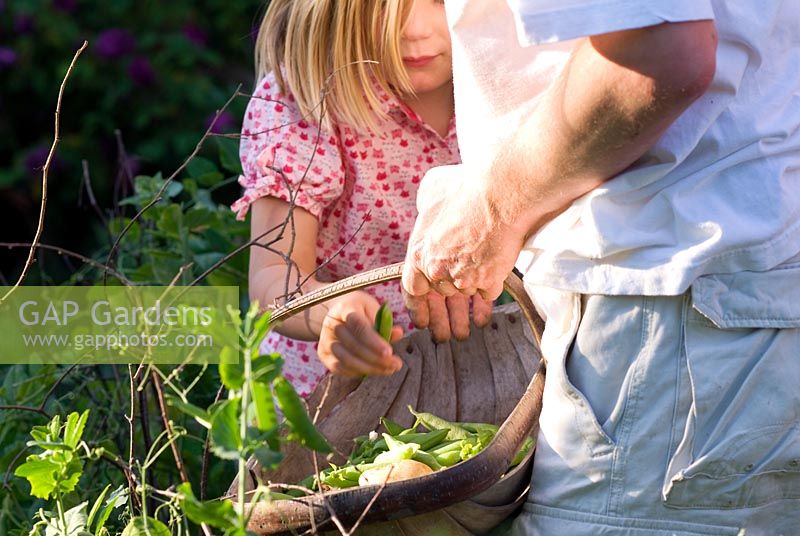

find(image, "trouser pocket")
[663,262,800,508]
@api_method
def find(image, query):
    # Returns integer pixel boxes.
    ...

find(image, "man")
[402,1,800,534]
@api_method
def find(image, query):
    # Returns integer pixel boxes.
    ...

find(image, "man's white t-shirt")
[446,0,800,296]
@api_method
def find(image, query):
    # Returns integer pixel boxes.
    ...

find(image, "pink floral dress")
[233,72,460,396]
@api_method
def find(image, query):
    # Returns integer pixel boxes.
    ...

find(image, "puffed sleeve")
[231,72,345,221]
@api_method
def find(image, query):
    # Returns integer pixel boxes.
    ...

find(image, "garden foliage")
[0,2,339,534]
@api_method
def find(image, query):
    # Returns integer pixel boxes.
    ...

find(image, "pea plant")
[1,40,340,536]
[12,303,333,536]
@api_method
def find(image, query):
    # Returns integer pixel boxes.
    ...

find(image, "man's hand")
[402,164,529,303]
[317,291,404,377]
[403,290,494,343]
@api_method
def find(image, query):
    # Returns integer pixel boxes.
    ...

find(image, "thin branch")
[152,374,190,483]
[344,469,393,536]
[2,447,31,491]
[1,41,87,304]
[0,242,132,284]
[113,129,135,212]
[39,363,79,410]
[126,364,140,511]
[0,405,50,418]
[187,219,286,288]
[139,380,156,514]
[79,160,110,231]
[201,384,225,501]
[0,363,78,421]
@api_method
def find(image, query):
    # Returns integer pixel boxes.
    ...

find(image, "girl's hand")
[318,291,404,377]
[404,291,493,343]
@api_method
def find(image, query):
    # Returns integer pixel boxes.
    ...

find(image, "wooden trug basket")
[226,262,545,535]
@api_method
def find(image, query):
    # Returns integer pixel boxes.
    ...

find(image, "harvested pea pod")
[374,302,393,341]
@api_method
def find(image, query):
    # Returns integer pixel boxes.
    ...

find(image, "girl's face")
[400,0,453,96]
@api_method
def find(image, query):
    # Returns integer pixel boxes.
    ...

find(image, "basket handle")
[269,261,543,346]
[245,262,546,534]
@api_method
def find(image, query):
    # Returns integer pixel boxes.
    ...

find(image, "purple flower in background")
[206,111,236,134]
[94,28,136,59]
[128,56,156,87]
[182,23,208,48]
[119,153,141,179]
[0,47,17,69]
[24,145,64,177]
[53,0,77,12]
[14,14,34,34]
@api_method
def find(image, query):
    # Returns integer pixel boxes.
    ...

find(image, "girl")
[233,0,491,396]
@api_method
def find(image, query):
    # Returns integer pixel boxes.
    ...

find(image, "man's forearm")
[488,21,717,238]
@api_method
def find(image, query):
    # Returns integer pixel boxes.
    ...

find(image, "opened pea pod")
[291,406,536,493]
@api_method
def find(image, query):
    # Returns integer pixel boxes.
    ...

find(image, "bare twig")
[0,405,50,418]
[40,364,79,410]
[0,242,132,284]
[113,129,135,212]
[2,447,31,491]
[152,374,190,483]
[0,364,82,423]
[79,160,110,231]
[343,469,394,535]
[1,41,87,304]
[139,379,156,513]
[201,384,226,501]
[126,364,139,509]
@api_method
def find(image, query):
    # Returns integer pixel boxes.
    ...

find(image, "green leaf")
[164,180,184,199]
[251,445,283,470]
[250,380,276,432]
[86,484,110,532]
[14,455,60,499]
[177,482,236,530]
[121,516,170,536]
[249,311,272,350]
[157,204,183,238]
[44,501,89,536]
[251,353,283,385]
[165,394,212,429]
[63,410,89,449]
[381,417,405,436]
[196,171,225,188]
[48,414,62,439]
[93,485,128,536]
[210,398,242,460]
[216,136,242,175]
[207,270,239,287]
[273,377,332,453]
[184,207,215,231]
[218,347,243,391]
[186,157,217,178]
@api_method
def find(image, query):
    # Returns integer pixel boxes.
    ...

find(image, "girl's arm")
[249,196,403,376]
[249,196,327,340]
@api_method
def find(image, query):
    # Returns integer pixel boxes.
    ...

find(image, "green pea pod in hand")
[273,377,332,454]
[374,302,393,342]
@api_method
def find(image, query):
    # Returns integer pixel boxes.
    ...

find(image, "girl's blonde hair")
[254,0,414,132]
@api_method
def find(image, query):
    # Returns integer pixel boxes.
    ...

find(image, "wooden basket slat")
[383,341,423,428]
[418,338,459,422]
[451,329,496,424]
[483,315,533,425]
